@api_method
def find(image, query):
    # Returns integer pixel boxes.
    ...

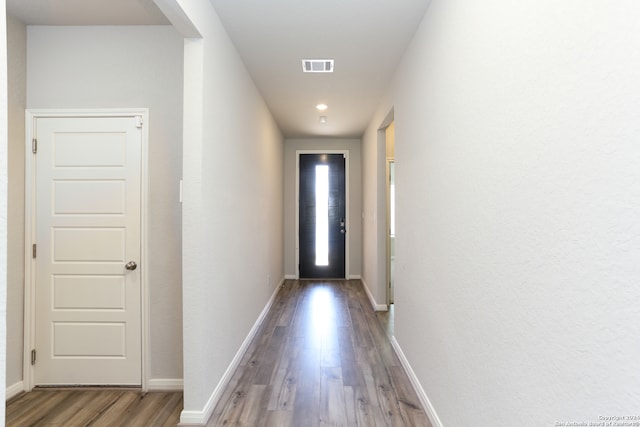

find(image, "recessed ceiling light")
[316,104,328,111]
[302,59,334,73]
[319,116,328,124]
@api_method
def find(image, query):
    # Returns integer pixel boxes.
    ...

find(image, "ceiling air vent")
[302,59,334,73]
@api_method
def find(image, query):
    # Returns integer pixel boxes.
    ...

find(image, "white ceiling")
[6,0,170,25]
[6,0,430,138]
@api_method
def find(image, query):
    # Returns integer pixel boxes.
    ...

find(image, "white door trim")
[295,150,350,279]
[23,108,150,391]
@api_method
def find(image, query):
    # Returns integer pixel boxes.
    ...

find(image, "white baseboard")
[348,274,361,279]
[148,378,183,391]
[179,277,284,425]
[284,274,296,280]
[179,391,216,425]
[390,337,443,427]
[360,277,388,311]
[6,381,25,400]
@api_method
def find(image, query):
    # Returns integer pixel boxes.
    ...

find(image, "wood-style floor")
[5,279,430,427]
[5,389,182,426]
[207,279,431,426]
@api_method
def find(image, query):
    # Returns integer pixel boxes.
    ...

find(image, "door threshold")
[34,385,143,391]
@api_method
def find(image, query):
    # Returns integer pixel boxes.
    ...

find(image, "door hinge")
[31,349,36,365]
[135,116,143,128]
[32,138,37,154]
[32,244,37,258]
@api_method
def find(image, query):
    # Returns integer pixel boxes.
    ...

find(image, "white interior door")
[33,115,142,386]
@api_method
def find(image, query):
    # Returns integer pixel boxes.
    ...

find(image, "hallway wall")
[364,1,640,425]
[283,138,362,279]
[158,0,285,422]
[25,25,184,384]
[6,14,26,392]
[1,0,9,414]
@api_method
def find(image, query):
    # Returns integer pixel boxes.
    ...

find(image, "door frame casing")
[23,108,150,391]
[295,150,350,279]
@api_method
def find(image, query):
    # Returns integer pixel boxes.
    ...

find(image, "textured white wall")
[27,26,185,382]
[164,0,285,420]
[6,14,26,392]
[283,139,362,278]
[1,0,10,415]
[365,0,640,425]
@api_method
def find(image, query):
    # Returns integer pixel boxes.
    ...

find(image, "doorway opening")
[385,122,395,308]
[24,109,149,390]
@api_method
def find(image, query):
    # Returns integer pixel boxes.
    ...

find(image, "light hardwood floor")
[6,389,182,426]
[206,279,431,426]
[6,279,429,426]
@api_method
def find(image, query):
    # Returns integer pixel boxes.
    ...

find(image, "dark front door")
[299,153,346,278]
